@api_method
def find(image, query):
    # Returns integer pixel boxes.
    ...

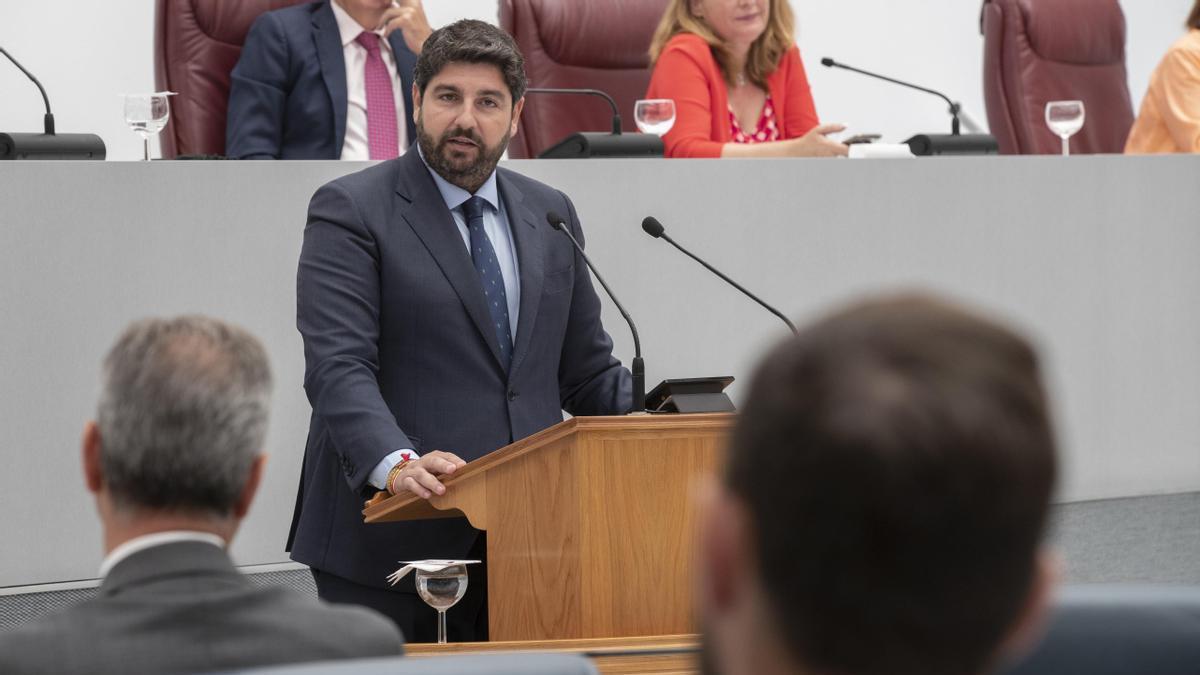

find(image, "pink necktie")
[354,32,399,160]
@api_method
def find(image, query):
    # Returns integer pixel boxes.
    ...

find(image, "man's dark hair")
[413,19,527,104]
[726,294,1057,675]
[1189,0,1200,30]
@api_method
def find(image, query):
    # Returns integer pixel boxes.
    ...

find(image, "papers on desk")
[848,143,916,159]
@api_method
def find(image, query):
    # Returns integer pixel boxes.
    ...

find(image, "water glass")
[415,564,469,644]
[1045,100,1085,156]
[634,99,676,136]
[123,92,175,161]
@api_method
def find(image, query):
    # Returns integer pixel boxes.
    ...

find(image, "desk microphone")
[0,45,105,159]
[524,88,662,159]
[820,57,963,135]
[819,57,998,155]
[526,88,622,135]
[546,211,645,413]
[641,217,797,334]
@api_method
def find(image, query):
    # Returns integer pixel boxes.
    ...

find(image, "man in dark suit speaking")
[227,0,432,160]
[289,20,633,641]
[0,316,404,675]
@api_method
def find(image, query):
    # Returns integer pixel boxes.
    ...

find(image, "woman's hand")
[789,124,849,157]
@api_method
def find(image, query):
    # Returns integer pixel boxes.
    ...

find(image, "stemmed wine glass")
[634,99,677,136]
[415,564,469,644]
[123,92,175,161]
[1045,100,1085,157]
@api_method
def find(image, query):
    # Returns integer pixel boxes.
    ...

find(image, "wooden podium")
[363,413,733,642]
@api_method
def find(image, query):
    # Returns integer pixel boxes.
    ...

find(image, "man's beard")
[417,115,510,194]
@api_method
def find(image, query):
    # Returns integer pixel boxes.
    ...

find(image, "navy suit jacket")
[289,149,633,589]
[226,1,417,159]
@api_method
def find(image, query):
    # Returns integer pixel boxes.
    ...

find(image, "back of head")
[414,19,527,103]
[726,293,1057,675]
[97,315,272,518]
[1190,0,1200,30]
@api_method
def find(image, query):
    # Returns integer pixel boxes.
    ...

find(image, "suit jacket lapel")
[312,3,348,157]
[499,170,545,378]
[395,152,507,371]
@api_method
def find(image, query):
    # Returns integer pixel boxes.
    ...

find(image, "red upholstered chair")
[981,0,1135,155]
[501,0,669,158]
[154,0,309,158]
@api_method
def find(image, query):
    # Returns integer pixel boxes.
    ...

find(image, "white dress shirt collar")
[99,531,226,578]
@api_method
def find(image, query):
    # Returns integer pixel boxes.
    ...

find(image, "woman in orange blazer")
[646,0,846,158]
[1125,0,1200,154]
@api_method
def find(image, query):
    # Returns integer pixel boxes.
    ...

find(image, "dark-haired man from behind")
[695,294,1058,675]
[0,317,403,675]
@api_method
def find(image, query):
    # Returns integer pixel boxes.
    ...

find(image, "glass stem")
[1061,136,1069,157]
[144,137,150,161]
[438,609,447,644]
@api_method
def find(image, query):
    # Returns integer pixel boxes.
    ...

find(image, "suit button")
[507,390,518,401]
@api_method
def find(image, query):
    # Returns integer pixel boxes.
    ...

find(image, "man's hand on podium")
[388,451,467,499]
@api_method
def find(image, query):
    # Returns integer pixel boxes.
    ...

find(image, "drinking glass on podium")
[1045,100,1085,156]
[123,92,175,161]
[415,564,469,644]
[634,99,676,136]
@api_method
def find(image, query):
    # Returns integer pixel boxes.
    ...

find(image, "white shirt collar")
[417,144,500,213]
[99,531,226,578]
[330,0,392,51]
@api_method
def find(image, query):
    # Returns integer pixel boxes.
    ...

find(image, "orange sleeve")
[1154,45,1200,152]
[647,38,726,158]
[780,47,820,138]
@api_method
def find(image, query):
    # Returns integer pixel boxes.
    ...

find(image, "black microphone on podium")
[641,217,797,334]
[819,57,997,156]
[524,87,663,159]
[1,45,106,160]
[546,211,646,413]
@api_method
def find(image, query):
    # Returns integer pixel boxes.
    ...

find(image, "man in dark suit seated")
[694,294,1059,675]
[290,19,633,641]
[0,316,404,675]
[227,0,432,159]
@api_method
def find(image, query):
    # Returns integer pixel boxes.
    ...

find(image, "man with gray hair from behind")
[0,316,404,675]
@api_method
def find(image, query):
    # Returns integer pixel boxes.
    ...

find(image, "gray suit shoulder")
[270,588,406,655]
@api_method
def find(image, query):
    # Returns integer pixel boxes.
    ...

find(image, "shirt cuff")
[367,448,419,490]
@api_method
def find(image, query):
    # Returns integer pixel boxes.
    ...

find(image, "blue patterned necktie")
[461,196,513,370]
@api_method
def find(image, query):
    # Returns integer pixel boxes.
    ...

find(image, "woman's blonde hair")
[649,0,795,89]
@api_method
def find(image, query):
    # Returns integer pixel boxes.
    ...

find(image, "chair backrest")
[500,0,669,158]
[981,0,1134,154]
[998,585,1200,675]
[154,0,310,158]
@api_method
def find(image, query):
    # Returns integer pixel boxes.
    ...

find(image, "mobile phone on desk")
[842,133,882,145]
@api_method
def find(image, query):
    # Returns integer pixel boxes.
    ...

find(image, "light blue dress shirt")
[368,149,521,489]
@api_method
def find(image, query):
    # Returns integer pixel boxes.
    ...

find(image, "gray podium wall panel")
[1,156,1198,588]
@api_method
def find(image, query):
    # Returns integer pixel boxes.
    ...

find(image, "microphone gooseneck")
[820,57,961,136]
[525,88,622,135]
[546,211,645,412]
[641,217,798,334]
[0,46,55,135]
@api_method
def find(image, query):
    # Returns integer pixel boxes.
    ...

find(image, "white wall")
[0,1,1192,159]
